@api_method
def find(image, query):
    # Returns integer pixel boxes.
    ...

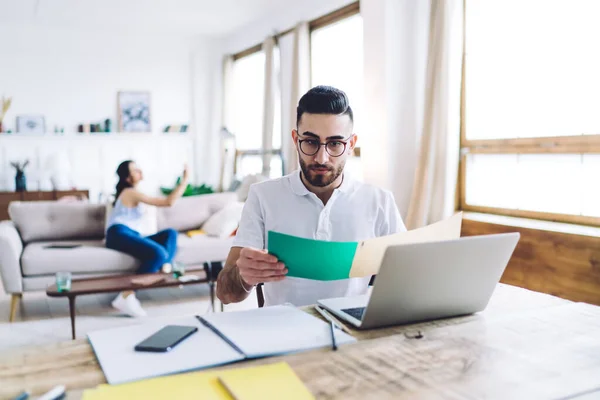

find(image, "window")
[461,0,600,226]
[231,52,265,151]
[230,51,283,179]
[310,13,364,180]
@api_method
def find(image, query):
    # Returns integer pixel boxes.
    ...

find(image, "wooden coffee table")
[47,267,215,340]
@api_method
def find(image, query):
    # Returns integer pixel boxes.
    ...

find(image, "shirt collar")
[289,169,354,196]
[290,170,310,196]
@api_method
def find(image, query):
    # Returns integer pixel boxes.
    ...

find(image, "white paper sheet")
[349,212,463,277]
[203,305,357,358]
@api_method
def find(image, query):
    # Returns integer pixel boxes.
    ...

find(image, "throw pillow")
[202,202,245,238]
[235,174,269,202]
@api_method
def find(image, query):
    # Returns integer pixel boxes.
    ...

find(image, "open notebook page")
[88,316,244,385]
[203,305,356,358]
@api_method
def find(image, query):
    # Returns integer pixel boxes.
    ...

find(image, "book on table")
[88,305,356,384]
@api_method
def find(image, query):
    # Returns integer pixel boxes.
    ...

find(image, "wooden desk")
[2,284,600,400]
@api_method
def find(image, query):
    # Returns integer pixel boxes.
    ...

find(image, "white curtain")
[219,55,235,192]
[361,0,463,228]
[221,55,235,132]
[279,22,310,175]
[261,37,277,177]
[405,0,463,229]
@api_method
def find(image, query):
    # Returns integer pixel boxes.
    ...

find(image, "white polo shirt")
[232,170,406,307]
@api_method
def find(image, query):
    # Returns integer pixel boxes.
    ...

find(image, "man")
[217,86,405,307]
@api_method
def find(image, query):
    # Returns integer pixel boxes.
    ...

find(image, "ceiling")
[0,0,295,38]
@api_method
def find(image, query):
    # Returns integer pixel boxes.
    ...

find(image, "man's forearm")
[216,263,251,304]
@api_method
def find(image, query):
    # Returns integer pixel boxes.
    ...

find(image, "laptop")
[317,232,520,329]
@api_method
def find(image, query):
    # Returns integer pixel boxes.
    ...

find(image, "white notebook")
[88,305,356,384]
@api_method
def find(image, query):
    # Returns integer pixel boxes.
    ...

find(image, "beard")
[299,158,345,187]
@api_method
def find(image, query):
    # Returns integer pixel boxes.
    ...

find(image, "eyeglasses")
[297,136,352,157]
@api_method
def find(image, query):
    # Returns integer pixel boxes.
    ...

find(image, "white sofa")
[0,192,240,319]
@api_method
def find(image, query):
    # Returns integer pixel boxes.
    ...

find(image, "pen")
[329,319,337,351]
[12,391,29,400]
[36,385,65,400]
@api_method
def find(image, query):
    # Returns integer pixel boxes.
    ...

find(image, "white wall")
[0,25,194,135]
[0,24,220,201]
[191,39,225,188]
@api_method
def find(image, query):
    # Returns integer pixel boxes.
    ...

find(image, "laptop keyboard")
[341,307,366,320]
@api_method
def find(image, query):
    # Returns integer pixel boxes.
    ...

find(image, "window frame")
[309,4,362,157]
[230,2,362,178]
[459,0,600,227]
[230,50,283,179]
[232,2,360,61]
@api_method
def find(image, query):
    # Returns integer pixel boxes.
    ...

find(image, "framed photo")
[16,115,46,134]
[117,91,151,132]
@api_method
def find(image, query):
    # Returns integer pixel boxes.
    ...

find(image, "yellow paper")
[218,362,315,400]
[349,212,463,278]
[186,229,206,237]
[81,362,312,400]
[82,371,231,400]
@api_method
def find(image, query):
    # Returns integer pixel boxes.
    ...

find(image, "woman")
[106,160,188,317]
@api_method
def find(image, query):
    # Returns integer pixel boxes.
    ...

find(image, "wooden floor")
[0,278,258,352]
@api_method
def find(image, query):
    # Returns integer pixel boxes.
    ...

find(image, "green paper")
[267,231,358,281]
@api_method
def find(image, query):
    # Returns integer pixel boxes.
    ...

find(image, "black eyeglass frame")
[297,135,354,157]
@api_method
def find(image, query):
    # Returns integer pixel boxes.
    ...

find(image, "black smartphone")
[134,325,198,353]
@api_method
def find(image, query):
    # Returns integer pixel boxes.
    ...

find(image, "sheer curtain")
[261,37,277,176]
[361,0,463,228]
[219,55,235,192]
[279,22,310,175]
[405,0,463,229]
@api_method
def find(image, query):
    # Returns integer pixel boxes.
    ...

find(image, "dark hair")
[114,160,133,206]
[296,85,353,128]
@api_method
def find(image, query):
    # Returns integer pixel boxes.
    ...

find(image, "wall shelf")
[0,132,193,140]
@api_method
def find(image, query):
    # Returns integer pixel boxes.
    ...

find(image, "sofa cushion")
[201,202,245,238]
[22,235,232,276]
[156,192,238,232]
[174,234,233,266]
[9,201,106,243]
[21,240,139,276]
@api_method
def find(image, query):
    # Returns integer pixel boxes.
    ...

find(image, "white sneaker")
[112,293,147,317]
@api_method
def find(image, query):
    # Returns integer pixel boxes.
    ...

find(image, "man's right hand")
[237,247,288,286]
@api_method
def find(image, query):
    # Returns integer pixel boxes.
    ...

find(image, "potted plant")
[10,160,29,192]
[0,96,12,133]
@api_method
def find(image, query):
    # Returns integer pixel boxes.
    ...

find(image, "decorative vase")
[15,171,26,192]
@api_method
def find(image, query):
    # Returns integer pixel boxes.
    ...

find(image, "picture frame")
[16,115,46,134]
[117,91,151,132]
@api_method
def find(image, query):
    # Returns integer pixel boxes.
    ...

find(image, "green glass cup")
[172,262,186,279]
[56,271,72,292]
